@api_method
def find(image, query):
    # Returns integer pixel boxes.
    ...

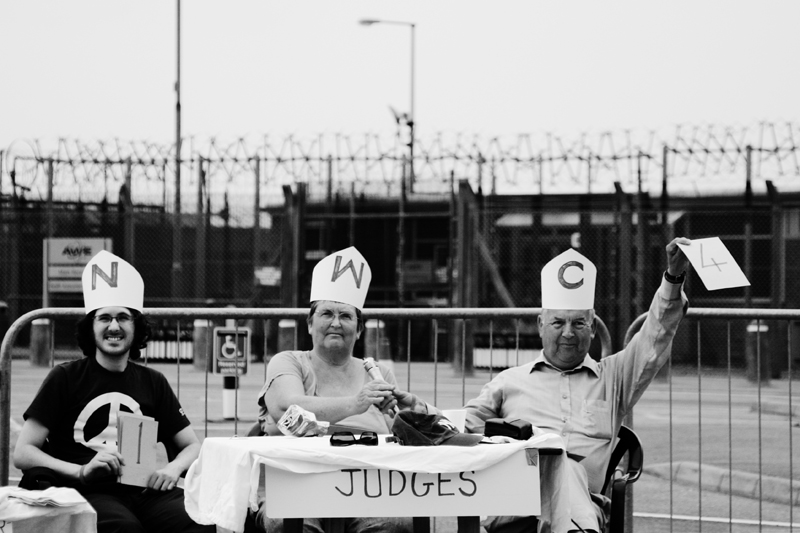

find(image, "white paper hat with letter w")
[81,250,144,313]
[310,247,372,310]
[541,248,597,310]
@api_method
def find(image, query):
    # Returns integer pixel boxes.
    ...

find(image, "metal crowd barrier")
[2,306,799,531]
[623,307,800,532]
[1,306,564,486]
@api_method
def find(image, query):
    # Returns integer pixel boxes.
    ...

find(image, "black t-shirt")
[24,357,191,467]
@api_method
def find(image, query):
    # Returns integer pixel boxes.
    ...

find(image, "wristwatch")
[664,270,686,284]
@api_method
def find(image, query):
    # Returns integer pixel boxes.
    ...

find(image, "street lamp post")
[359,18,416,363]
[358,19,415,187]
[173,0,183,301]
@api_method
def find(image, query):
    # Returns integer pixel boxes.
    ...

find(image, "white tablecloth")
[184,434,567,532]
[0,486,97,533]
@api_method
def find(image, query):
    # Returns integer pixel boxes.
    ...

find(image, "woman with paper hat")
[463,238,691,533]
[255,247,426,533]
[14,250,214,533]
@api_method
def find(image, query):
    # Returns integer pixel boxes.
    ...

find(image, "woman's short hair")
[307,301,364,334]
[76,309,152,360]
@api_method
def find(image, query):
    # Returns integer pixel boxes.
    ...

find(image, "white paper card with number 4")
[677,237,750,291]
[117,412,159,487]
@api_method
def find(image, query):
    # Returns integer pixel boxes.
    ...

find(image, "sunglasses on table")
[330,431,379,447]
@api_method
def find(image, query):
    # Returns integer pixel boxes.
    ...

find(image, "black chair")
[18,440,68,490]
[601,425,643,533]
[458,424,643,533]
[246,421,264,436]
[18,465,63,491]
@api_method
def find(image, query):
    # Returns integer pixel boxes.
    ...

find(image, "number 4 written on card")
[676,237,749,291]
[699,242,727,271]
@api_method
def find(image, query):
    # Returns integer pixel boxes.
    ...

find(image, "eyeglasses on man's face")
[329,431,379,447]
[94,313,133,325]
[314,309,357,326]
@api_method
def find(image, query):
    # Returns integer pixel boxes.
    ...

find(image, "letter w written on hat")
[331,255,365,288]
[309,247,372,310]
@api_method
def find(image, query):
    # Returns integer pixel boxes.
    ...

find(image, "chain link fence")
[1,126,799,372]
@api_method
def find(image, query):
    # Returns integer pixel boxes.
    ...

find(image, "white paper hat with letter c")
[541,248,597,310]
[81,250,144,313]
[310,247,372,310]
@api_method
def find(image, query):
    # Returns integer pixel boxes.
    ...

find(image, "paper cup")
[441,409,467,432]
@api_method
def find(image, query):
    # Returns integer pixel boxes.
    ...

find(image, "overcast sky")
[1,0,797,151]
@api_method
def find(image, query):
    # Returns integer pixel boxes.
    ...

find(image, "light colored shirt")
[257,350,398,435]
[464,277,687,494]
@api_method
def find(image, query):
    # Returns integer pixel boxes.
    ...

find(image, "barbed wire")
[2,122,798,225]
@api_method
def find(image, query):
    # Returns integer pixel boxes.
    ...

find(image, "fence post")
[767,180,785,379]
[453,181,476,375]
[745,321,771,384]
[0,302,8,354]
[29,318,51,367]
[365,319,392,365]
[615,182,632,349]
[278,319,298,353]
[195,159,207,299]
[192,319,212,371]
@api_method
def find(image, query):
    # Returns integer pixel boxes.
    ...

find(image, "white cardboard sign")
[262,449,540,518]
[117,412,159,487]
[677,237,750,291]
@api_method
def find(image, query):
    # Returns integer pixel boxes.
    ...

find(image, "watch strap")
[664,270,686,284]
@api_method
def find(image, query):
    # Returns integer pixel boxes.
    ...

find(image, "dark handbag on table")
[484,418,533,440]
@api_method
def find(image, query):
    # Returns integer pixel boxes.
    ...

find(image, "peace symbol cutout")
[73,392,142,453]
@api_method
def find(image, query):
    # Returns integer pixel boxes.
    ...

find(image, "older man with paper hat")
[464,237,691,533]
[14,250,214,533]
[255,247,428,533]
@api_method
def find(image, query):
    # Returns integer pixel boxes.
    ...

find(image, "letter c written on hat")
[557,261,584,290]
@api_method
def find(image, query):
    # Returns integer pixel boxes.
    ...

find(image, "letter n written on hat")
[91,262,119,290]
[541,249,597,310]
[81,250,144,314]
[310,247,372,310]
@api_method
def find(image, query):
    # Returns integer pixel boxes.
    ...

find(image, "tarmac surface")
[4,353,800,532]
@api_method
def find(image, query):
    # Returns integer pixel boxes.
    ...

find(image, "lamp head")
[358,19,379,26]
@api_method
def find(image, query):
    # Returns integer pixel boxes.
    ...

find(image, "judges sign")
[261,449,540,518]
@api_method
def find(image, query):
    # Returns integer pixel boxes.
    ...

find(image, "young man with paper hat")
[14,250,214,533]
[254,246,428,533]
[463,237,691,533]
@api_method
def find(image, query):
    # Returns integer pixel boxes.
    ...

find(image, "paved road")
[5,357,799,531]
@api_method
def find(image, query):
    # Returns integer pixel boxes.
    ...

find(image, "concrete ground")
[4,355,800,532]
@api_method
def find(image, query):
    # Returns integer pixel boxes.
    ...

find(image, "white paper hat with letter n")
[541,248,597,310]
[81,250,144,314]
[310,247,372,310]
